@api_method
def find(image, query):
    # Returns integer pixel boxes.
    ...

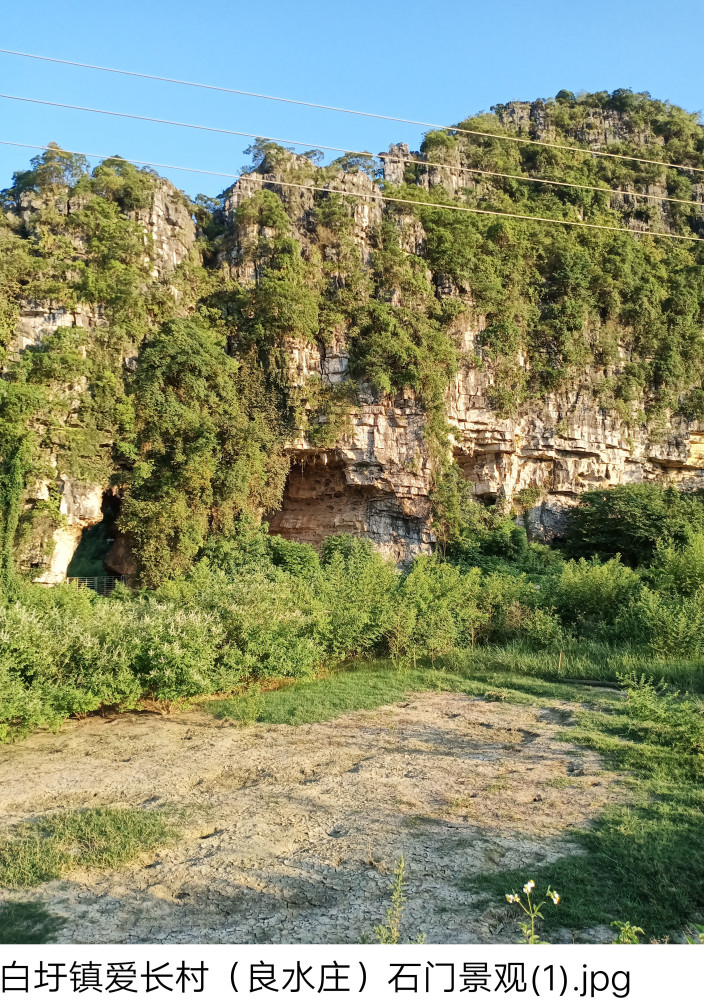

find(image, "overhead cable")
[2,46,703,175]
[1,139,701,243]
[0,93,701,211]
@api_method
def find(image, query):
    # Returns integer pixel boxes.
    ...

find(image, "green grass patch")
[0,901,65,944]
[0,808,179,888]
[450,644,704,694]
[198,660,613,727]
[461,678,704,940]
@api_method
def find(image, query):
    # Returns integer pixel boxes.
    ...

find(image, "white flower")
[523,880,536,895]
[505,893,520,903]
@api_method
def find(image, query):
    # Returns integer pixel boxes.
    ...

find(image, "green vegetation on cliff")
[2,92,704,583]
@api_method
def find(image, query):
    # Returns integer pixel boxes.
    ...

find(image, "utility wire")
[2,46,704,176]
[2,139,701,243]
[0,93,701,211]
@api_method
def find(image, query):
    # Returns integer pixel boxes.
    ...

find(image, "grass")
[199,639,704,730]
[460,678,704,940]
[0,901,65,943]
[0,807,179,888]
[199,659,616,726]
[451,643,704,693]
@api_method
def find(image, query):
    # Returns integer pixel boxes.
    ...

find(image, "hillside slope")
[2,88,704,584]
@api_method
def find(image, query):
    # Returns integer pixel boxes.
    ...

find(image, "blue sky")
[1,0,702,199]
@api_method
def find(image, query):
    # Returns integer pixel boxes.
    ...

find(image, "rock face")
[268,396,434,564]
[21,478,104,584]
[10,302,106,357]
[258,333,434,563]
[448,360,704,540]
[132,183,196,278]
[267,316,704,557]
[10,105,704,577]
[13,178,197,581]
[218,147,704,560]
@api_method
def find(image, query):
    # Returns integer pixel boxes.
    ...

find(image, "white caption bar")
[0,943,698,998]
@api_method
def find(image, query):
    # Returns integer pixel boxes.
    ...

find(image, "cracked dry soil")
[0,691,623,943]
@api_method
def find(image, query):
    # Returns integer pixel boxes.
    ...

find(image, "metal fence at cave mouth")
[66,575,125,596]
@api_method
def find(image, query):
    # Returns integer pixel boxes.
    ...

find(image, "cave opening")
[66,492,121,578]
[266,454,369,551]
[266,453,434,563]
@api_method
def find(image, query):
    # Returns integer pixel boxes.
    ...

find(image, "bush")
[625,589,704,657]
[519,607,565,650]
[566,485,704,566]
[650,534,704,597]
[5,511,704,742]
[392,559,487,659]
[547,557,642,636]
[316,537,397,658]
[477,571,537,642]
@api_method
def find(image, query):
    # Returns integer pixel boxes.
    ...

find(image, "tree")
[119,317,288,586]
[566,484,704,566]
[10,143,89,194]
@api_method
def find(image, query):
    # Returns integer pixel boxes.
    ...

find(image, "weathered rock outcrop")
[29,479,104,585]
[10,99,704,578]
[267,317,704,556]
[448,360,704,540]
[12,178,197,581]
[218,147,704,560]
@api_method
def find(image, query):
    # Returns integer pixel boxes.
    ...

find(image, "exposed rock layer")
[12,103,704,575]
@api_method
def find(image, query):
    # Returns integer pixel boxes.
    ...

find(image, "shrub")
[625,589,704,657]
[316,538,397,658]
[478,571,537,642]
[393,559,488,658]
[547,557,642,636]
[566,485,704,566]
[519,607,565,650]
[650,534,704,597]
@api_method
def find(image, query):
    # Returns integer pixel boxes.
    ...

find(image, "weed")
[505,880,561,943]
[228,688,265,726]
[372,855,425,944]
[374,856,407,944]
[0,808,178,888]
[611,921,644,944]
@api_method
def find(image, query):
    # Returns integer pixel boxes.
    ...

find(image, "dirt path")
[0,691,622,943]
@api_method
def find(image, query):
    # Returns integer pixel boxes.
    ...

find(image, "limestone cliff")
[6,173,196,581]
[6,92,704,578]
[213,119,704,561]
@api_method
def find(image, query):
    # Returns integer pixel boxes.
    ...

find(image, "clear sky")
[1,0,702,200]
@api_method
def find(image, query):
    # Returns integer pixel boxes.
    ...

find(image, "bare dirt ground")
[0,691,624,943]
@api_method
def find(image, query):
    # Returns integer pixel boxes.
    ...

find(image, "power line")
[1,93,701,212]
[408,162,702,209]
[0,92,356,154]
[2,46,704,176]
[2,139,702,243]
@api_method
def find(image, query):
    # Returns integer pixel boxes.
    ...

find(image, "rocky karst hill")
[3,88,704,583]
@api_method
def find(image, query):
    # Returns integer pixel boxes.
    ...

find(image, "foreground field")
[0,665,702,944]
[0,677,623,944]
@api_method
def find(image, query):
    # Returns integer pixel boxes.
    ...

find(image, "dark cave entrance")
[66,492,121,577]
